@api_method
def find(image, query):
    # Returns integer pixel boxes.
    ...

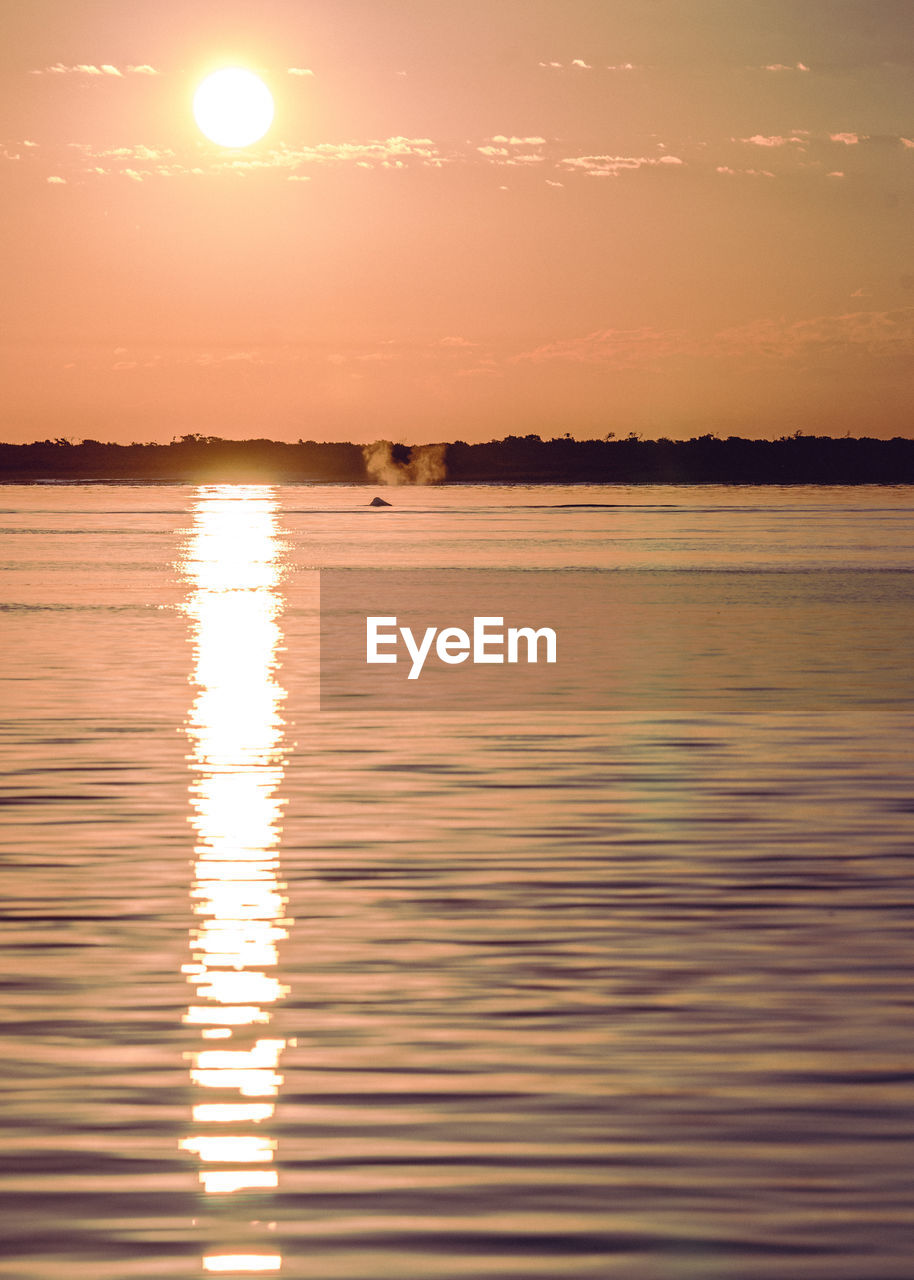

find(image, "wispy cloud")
[477,135,547,166]
[713,308,914,362]
[59,136,445,181]
[739,134,807,148]
[761,62,810,72]
[287,67,314,77]
[23,125,905,188]
[16,133,700,184]
[31,62,159,76]
[716,165,774,178]
[559,153,683,178]
[539,59,638,72]
[516,326,688,368]
[64,141,180,181]
[516,307,914,369]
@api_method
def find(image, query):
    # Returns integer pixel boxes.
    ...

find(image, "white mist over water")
[362,439,448,485]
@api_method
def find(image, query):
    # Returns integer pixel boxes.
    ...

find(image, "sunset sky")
[2,0,914,444]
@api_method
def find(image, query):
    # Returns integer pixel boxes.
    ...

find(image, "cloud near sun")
[12,57,914,188]
[11,127,913,187]
[513,307,914,369]
[12,61,913,187]
[31,63,159,75]
[60,304,914,384]
[19,126,911,185]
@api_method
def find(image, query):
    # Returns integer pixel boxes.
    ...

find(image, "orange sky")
[2,0,914,443]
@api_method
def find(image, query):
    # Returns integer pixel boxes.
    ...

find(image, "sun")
[193,68,274,148]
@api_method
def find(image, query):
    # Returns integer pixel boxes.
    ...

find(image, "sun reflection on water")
[179,486,290,1272]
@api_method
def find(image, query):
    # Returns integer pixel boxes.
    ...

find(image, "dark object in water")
[368,496,392,507]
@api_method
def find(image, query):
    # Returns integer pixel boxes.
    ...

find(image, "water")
[1,483,912,1279]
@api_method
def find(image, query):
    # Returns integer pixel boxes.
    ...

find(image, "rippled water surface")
[1,483,912,1279]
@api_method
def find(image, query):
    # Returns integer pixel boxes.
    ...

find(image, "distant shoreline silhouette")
[2,432,914,484]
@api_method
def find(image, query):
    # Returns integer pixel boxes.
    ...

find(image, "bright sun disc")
[194,69,274,148]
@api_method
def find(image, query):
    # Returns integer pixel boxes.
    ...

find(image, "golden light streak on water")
[200,1170,281,1195]
[180,1135,276,1162]
[185,1006,271,1026]
[202,1256,282,1273]
[189,1068,283,1097]
[178,486,290,1268]
[193,1104,276,1124]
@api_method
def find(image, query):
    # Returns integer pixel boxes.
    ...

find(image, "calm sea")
[1,483,912,1280]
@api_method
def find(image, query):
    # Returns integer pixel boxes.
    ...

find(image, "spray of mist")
[362,441,447,486]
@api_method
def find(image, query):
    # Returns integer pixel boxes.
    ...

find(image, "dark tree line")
[0,435,365,482]
[2,431,914,484]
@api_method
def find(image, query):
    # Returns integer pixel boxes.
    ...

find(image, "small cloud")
[438,336,476,348]
[32,62,157,77]
[538,61,564,69]
[287,174,311,182]
[762,62,809,71]
[491,135,546,146]
[516,305,914,370]
[901,137,914,149]
[570,59,592,70]
[546,179,564,187]
[287,67,314,76]
[740,134,805,148]
[827,170,845,178]
[830,132,860,145]
[851,288,868,297]
[606,63,637,71]
[717,165,774,177]
[46,175,66,184]
[560,153,683,177]
[478,136,547,168]
[23,140,38,147]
